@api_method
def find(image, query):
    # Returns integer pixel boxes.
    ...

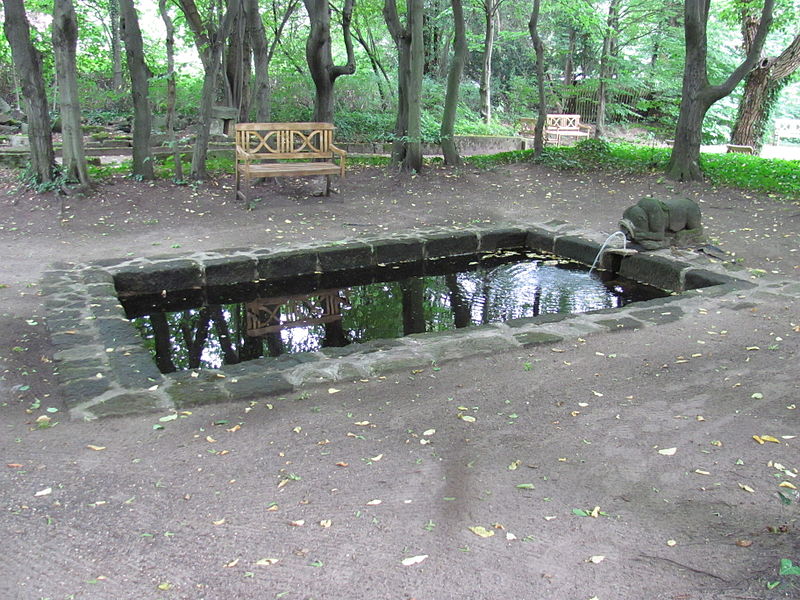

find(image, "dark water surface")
[123,251,665,373]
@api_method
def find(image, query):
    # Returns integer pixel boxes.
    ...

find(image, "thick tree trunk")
[401,278,426,335]
[119,0,155,179]
[53,0,91,190]
[731,31,800,151]
[405,0,424,172]
[303,0,356,123]
[159,0,184,182]
[246,0,271,121]
[150,313,177,373]
[384,0,423,172]
[178,0,240,179]
[440,0,466,166]
[3,0,55,186]
[528,0,546,158]
[667,0,773,182]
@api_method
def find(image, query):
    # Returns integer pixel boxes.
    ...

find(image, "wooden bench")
[726,144,755,155]
[234,122,346,202]
[520,114,592,146]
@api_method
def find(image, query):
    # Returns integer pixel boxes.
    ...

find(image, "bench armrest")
[330,143,347,177]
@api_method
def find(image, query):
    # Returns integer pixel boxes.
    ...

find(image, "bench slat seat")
[519,114,592,146]
[234,122,346,202]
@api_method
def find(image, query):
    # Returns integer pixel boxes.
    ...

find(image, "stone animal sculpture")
[619,197,704,250]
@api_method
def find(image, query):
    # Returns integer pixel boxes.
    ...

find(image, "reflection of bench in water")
[245,290,349,336]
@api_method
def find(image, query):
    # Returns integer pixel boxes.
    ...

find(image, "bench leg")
[325,175,331,196]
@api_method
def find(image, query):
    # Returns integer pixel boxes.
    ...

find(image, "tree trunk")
[3,0,55,186]
[667,0,774,181]
[384,0,423,172]
[246,0,271,121]
[303,0,356,123]
[406,0,424,172]
[528,0,546,158]
[119,0,155,179]
[159,0,184,182]
[53,0,90,190]
[440,0,466,166]
[109,0,124,90]
[731,30,800,151]
[150,313,177,373]
[595,0,619,139]
[225,11,250,119]
[401,278,426,335]
[479,2,497,124]
[177,0,240,180]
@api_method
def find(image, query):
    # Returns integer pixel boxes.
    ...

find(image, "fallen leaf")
[422,429,436,436]
[587,555,606,564]
[516,483,535,490]
[6,464,23,468]
[753,435,765,444]
[590,506,601,518]
[506,532,517,541]
[694,469,711,475]
[592,390,603,397]
[366,499,382,505]
[778,481,797,490]
[159,413,178,422]
[460,415,476,423]
[369,454,383,462]
[34,487,52,497]
[401,555,428,566]
[289,520,305,527]
[206,436,217,443]
[760,435,781,443]
[86,445,106,451]
[223,558,240,568]
[354,421,370,426]
[255,558,279,566]
[468,526,495,538]
[666,539,677,547]
[212,518,226,525]
[292,426,302,434]
[335,462,349,467]
[658,447,677,456]
[226,424,241,433]
[780,559,800,576]
[319,519,332,528]
[736,540,753,547]
[328,388,340,394]
[508,460,521,470]
[738,483,755,493]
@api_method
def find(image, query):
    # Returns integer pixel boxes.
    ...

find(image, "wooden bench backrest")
[235,122,337,160]
[546,114,582,130]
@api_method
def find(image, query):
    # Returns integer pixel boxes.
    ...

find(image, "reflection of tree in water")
[133,260,629,372]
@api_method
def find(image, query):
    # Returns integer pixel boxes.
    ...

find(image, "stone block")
[90,392,164,417]
[616,253,688,291]
[525,227,556,253]
[513,331,564,347]
[478,227,528,252]
[317,242,373,272]
[114,260,203,294]
[205,255,257,286]
[424,231,479,259]
[553,236,602,266]
[256,249,319,280]
[371,237,424,265]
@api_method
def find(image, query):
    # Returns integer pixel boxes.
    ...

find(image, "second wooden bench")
[234,122,347,202]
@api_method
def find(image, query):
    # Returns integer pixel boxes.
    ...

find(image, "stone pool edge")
[41,221,795,420]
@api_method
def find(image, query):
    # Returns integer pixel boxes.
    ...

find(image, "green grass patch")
[466,139,799,198]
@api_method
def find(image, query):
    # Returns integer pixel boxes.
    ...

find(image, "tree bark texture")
[109,0,124,90]
[246,0,271,121]
[731,22,800,151]
[479,1,503,124]
[119,0,155,179]
[595,0,620,139]
[177,0,240,179]
[528,0,546,158]
[303,0,356,123]
[159,0,184,181]
[3,0,55,185]
[667,0,774,182]
[440,0,466,166]
[384,0,423,172]
[53,0,91,189]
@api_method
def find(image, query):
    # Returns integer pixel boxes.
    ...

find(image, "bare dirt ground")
[0,162,798,600]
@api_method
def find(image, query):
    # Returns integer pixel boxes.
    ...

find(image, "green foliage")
[700,153,800,196]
